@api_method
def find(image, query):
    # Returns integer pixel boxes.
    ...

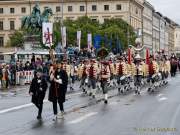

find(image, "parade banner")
[94,35,101,49]
[77,31,81,50]
[61,26,66,48]
[87,33,92,50]
[146,48,150,65]
[42,22,53,47]
[128,48,132,64]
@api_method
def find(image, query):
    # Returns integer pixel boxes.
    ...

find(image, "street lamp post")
[61,0,64,26]
[85,0,88,16]
[29,0,31,15]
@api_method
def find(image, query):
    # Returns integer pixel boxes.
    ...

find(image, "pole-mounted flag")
[61,26,66,48]
[77,31,81,51]
[87,33,92,51]
[42,22,53,47]
[128,48,132,64]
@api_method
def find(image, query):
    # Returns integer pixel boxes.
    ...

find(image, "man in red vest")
[87,59,97,98]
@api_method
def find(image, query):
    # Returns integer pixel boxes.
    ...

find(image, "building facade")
[0,0,144,52]
[157,12,166,53]
[152,12,160,53]
[164,17,176,54]
[164,21,169,54]
[142,0,154,52]
[174,26,180,54]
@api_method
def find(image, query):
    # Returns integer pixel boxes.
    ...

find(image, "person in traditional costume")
[134,54,143,94]
[79,59,89,93]
[100,61,111,104]
[87,59,98,98]
[70,61,78,90]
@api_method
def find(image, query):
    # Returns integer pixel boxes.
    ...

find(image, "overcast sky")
[148,0,180,24]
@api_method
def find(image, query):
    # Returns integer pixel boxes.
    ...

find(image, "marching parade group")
[28,49,179,121]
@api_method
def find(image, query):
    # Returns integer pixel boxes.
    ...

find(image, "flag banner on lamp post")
[42,22,53,47]
[104,34,108,48]
[94,35,101,49]
[61,26,66,48]
[77,31,81,50]
[87,33,92,50]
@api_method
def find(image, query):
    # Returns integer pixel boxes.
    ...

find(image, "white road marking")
[109,102,118,105]
[0,92,82,115]
[158,97,168,102]
[157,94,164,97]
[0,100,48,114]
[68,112,98,124]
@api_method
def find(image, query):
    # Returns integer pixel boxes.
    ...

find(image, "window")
[68,6,73,12]
[80,6,85,12]
[0,55,4,60]
[10,8,15,13]
[56,6,61,12]
[92,18,97,22]
[116,4,121,10]
[92,5,97,11]
[104,5,109,11]
[0,8,3,14]
[0,21,3,30]
[66,17,74,20]
[0,37,4,47]
[21,7,26,13]
[135,8,138,14]
[10,21,15,30]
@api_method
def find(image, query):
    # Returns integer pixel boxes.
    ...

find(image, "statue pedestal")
[24,41,32,51]
[23,35,41,49]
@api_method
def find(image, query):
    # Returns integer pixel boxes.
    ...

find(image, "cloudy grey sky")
[148,0,180,24]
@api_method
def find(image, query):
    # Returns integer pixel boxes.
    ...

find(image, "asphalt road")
[0,75,180,135]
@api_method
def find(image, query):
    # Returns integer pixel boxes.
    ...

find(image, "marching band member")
[165,56,171,77]
[115,57,127,85]
[164,56,171,84]
[109,59,116,87]
[62,59,71,91]
[100,61,111,104]
[134,55,143,94]
[147,55,159,91]
[87,59,98,98]
[141,59,148,78]
[79,59,88,93]
[159,57,166,83]
[70,61,78,91]
[63,59,71,77]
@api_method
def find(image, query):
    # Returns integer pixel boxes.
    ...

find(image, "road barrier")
[16,71,34,85]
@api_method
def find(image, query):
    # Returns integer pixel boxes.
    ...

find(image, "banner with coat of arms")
[42,22,53,47]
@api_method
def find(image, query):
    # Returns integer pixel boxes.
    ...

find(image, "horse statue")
[22,3,53,32]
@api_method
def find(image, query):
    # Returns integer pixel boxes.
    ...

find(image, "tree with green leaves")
[7,31,24,48]
[7,16,136,51]
[61,16,136,50]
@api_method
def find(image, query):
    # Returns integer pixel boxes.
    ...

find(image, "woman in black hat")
[29,68,48,120]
